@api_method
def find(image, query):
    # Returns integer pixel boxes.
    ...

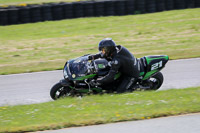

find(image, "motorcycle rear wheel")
[50,82,71,100]
[149,72,164,90]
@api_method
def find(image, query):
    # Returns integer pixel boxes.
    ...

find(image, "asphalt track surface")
[0,58,200,106]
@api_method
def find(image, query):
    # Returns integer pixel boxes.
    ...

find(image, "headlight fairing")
[63,69,68,79]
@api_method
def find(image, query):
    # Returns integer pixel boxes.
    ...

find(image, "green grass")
[0,87,200,133]
[0,8,200,74]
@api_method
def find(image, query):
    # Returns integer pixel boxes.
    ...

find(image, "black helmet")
[98,38,116,57]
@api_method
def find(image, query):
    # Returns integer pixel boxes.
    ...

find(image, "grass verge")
[0,8,200,74]
[0,87,200,133]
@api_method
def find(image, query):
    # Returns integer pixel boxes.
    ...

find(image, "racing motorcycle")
[50,54,169,100]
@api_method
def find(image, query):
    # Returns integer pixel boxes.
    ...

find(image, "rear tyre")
[50,82,71,100]
[149,72,164,90]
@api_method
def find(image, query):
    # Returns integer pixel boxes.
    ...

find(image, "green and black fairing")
[64,55,121,81]
[140,55,169,80]
[62,55,121,93]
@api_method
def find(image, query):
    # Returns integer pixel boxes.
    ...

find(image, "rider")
[88,38,140,93]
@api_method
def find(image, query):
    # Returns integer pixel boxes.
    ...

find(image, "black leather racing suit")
[91,45,140,93]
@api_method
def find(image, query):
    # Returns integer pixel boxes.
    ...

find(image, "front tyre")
[50,82,71,100]
[149,72,164,90]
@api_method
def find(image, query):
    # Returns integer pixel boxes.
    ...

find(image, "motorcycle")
[50,54,169,100]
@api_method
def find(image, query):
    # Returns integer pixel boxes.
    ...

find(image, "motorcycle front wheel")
[50,82,71,100]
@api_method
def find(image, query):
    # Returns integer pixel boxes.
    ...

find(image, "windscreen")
[67,56,89,79]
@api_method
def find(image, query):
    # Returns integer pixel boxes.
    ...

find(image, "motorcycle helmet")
[98,38,116,57]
